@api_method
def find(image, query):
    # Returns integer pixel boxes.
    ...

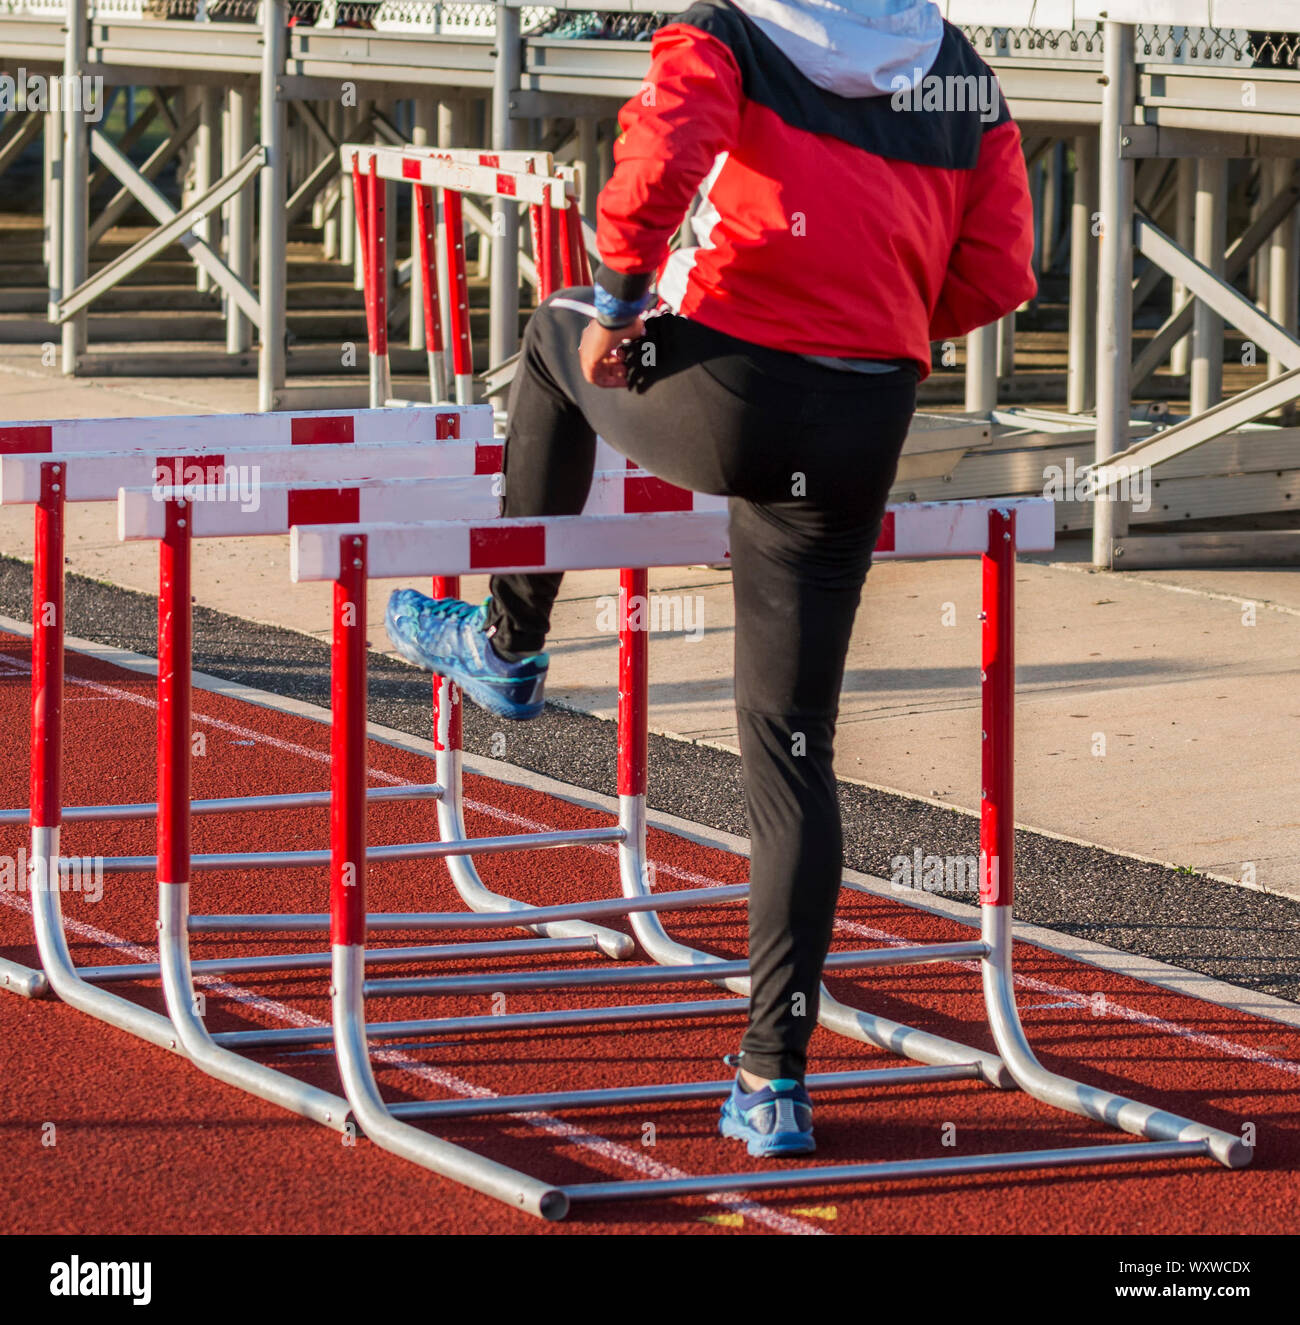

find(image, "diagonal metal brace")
[87,104,201,249]
[1136,215,1300,371]
[58,144,265,325]
[1083,362,1300,489]
[1133,168,1300,385]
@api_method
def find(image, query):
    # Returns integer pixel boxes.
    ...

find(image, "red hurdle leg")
[151,498,347,1124]
[6,465,67,999]
[331,536,369,951]
[442,187,473,405]
[367,158,391,407]
[30,464,64,855]
[157,498,192,890]
[22,467,181,1043]
[413,182,448,403]
[327,535,567,1216]
[528,201,543,305]
[559,198,579,288]
[975,507,1249,1167]
[617,567,649,803]
[539,191,555,300]
[979,508,1014,910]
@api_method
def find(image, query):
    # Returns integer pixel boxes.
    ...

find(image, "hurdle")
[0,405,520,1033]
[344,143,588,407]
[284,501,1248,1218]
[171,484,1018,1085]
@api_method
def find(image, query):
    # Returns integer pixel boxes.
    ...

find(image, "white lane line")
[832,917,1300,1080]
[0,890,820,1236]
[3,646,1297,1084]
[4,646,1299,1083]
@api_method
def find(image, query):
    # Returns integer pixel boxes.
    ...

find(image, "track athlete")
[387,0,1036,1157]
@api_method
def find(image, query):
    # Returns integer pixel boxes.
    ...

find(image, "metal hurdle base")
[324,898,1246,1223]
[0,956,48,999]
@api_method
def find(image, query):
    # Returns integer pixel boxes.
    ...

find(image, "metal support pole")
[996,312,1015,380]
[1093,21,1136,569]
[1067,133,1099,415]
[1267,156,1299,395]
[1170,157,1196,376]
[491,1,522,366]
[322,102,340,260]
[226,85,255,354]
[964,323,998,414]
[61,0,89,374]
[44,109,62,330]
[578,116,598,221]
[1190,157,1228,415]
[339,104,355,268]
[195,88,221,294]
[1253,166,1271,315]
[258,0,288,411]
[599,119,615,190]
[1040,142,1062,273]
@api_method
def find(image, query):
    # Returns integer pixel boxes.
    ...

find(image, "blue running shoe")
[719,1074,815,1157]
[385,589,548,721]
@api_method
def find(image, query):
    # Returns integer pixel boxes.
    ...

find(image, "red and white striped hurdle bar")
[0,439,499,508]
[289,498,1055,583]
[344,142,590,408]
[0,404,491,455]
[302,497,1247,1219]
[118,471,726,542]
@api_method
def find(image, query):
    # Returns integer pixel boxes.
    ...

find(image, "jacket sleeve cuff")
[595,262,654,301]
[593,280,654,329]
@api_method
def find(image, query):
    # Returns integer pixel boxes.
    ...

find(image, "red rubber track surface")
[0,633,1297,1235]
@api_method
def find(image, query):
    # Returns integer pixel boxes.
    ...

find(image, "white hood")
[728,0,945,98]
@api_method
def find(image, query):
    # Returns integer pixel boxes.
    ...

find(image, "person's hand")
[580,317,645,388]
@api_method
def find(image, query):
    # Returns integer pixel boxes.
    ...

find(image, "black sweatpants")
[487,290,916,1081]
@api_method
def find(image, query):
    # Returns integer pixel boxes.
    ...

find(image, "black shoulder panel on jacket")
[666,1,1008,170]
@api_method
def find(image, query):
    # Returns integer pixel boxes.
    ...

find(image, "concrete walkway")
[3,346,1297,897]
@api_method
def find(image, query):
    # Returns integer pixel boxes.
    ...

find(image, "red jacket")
[594,1,1037,378]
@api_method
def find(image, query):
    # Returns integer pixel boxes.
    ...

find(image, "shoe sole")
[386,621,545,722]
[719,1110,816,1158]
